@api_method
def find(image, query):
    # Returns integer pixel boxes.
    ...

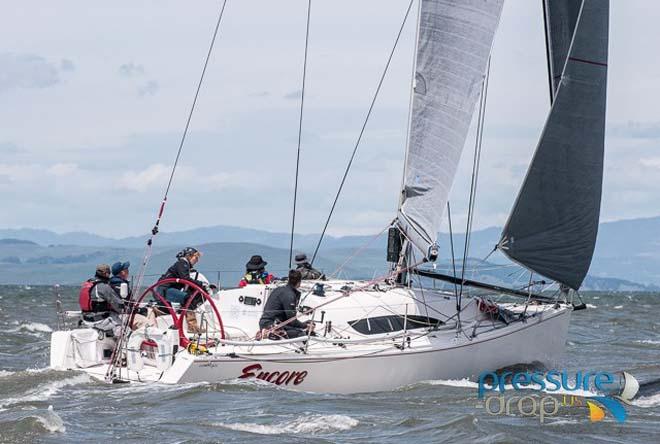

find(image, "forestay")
[499,0,609,290]
[397,0,504,259]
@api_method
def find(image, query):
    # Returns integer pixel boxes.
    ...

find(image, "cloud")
[118,62,145,78]
[47,163,78,177]
[608,121,660,139]
[138,80,159,97]
[116,163,170,192]
[249,91,270,97]
[640,157,660,169]
[60,59,75,72]
[283,89,302,100]
[0,53,62,92]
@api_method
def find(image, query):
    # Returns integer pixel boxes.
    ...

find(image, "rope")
[289,0,313,268]
[310,0,415,265]
[107,1,229,382]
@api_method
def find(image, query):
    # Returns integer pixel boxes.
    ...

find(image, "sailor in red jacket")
[238,255,274,287]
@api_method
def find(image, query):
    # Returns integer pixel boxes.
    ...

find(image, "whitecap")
[216,414,359,435]
[0,370,15,378]
[613,305,623,309]
[36,406,66,433]
[7,322,53,334]
[635,339,660,345]
[586,304,597,309]
[632,394,660,408]
[425,378,478,388]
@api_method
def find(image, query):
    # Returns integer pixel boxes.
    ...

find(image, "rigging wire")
[457,57,491,318]
[107,0,229,382]
[446,202,460,311]
[289,0,313,268]
[133,0,229,295]
[310,0,415,266]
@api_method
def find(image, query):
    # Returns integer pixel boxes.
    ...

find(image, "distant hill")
[0,238,38,246]
[2,216,660,287]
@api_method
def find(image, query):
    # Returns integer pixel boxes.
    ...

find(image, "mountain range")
[1,216,659,290]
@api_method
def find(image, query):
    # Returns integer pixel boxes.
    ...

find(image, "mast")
[392,0,422,284]
[541,0,554,103]
[398,0,422,211]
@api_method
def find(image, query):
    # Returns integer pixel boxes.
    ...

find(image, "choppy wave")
[215,414,359,435]
[0,374,90,410]
[636,339,660,345]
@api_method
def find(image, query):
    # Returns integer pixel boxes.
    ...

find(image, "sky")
[0,0,658,238]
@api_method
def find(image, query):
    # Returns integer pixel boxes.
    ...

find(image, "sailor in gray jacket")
[84,264,125,334]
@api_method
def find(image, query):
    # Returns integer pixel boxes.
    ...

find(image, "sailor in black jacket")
[259,269,314,338]
[158,247,209,334]
[159,247,206,301]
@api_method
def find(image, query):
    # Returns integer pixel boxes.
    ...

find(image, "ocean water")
[0,286,658,443]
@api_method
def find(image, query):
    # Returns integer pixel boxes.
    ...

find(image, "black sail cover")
[499,0,609,290]
[544,0,582,97]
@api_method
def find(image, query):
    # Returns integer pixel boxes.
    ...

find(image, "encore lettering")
[238,364,308,386]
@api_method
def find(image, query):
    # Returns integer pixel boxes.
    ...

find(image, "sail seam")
[568,56,607,67]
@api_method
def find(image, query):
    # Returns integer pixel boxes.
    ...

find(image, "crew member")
[87,264,124,314]
[294,253,324,280]
[238,255,274,287]
[258,269,314,339]
[159,247,207,333]
[79,264,125,334]
[110,261,131,300]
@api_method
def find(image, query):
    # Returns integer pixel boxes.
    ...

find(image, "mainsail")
[499,0,609,290]
[397,0,504,259]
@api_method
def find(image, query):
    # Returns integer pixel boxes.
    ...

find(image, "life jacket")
[239,271,272,287]
[78,279,109,312]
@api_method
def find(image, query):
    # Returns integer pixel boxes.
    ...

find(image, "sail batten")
[499,0,609,290]
[398,0,504,258]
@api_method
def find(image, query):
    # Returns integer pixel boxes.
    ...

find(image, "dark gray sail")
[499,0,609,290]
[397,0,504,259]
[543,0,582,97]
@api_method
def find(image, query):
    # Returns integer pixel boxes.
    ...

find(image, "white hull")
[51,280,572,393]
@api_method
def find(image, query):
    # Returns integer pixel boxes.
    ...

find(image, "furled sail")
[499,0,609,290]
[543,0,582,98]
[397,0,504,259]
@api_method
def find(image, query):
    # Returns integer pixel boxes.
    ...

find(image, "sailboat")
[50,0,609,393]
